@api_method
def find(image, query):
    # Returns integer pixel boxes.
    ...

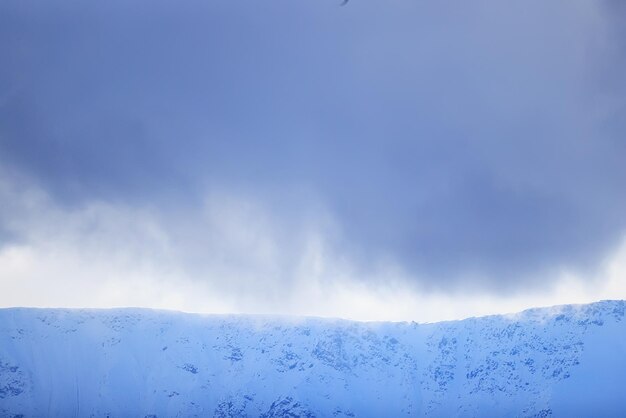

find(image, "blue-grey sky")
[1,0,625,319]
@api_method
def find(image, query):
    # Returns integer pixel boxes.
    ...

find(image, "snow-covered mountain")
[1,300,625,417]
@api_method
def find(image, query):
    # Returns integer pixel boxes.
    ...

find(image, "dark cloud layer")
[1,0,625,291]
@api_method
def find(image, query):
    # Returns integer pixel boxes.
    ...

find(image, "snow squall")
[1,301,625,417]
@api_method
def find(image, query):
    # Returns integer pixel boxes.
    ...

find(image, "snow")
[1,300,625,417]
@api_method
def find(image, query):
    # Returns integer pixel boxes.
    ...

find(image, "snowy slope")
[0,300,625,417]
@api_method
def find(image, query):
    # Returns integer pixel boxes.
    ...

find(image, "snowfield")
[1,300,625,417]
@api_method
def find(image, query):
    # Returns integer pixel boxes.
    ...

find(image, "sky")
[1,0,625,322]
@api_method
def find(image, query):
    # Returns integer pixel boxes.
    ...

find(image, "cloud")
[1,171,625,322]
[0,0,625,300]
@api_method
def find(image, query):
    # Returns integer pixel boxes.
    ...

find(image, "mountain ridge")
[4,298,623,324]
[1,300,625,417]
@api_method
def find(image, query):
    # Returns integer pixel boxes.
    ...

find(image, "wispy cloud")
[1,171,625,321]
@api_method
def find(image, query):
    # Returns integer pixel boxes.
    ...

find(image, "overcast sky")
[1,0,625,321]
